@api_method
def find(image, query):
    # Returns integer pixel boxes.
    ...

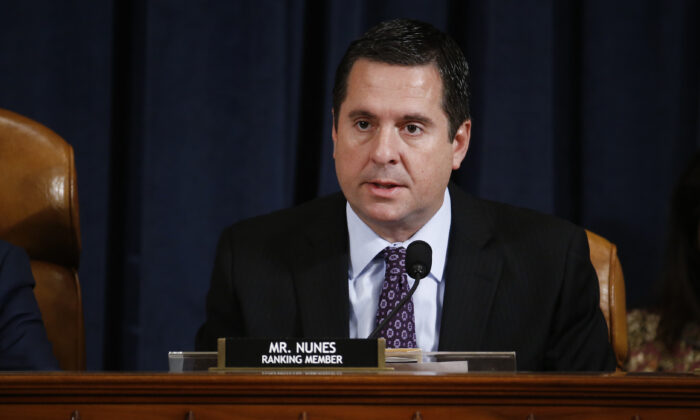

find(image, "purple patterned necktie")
[374,246,417,348]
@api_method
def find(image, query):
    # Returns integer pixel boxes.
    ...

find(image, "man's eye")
[405,124,422,134]
[356,121,370,130]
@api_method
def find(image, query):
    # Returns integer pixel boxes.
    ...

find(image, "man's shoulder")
[481,196,577,233]
[0,239,14,258]
[0,240,26,268]
[450,186,585,251]
[221,192,347,241]
[0,240,35,302]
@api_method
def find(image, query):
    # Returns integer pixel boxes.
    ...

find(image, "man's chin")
[356,205,408,227]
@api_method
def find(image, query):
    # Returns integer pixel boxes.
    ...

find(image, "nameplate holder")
[213,337,386,371]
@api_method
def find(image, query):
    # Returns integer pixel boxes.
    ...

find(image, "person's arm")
[544,228,616,371]
[0,243,59,370]
[195,229,245,351]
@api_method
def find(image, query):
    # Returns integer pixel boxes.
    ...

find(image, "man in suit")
[0,239,59,370]
[196,19,615,371]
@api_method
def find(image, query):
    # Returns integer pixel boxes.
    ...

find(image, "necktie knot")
[382,246,406,282]
[383,245,405,260]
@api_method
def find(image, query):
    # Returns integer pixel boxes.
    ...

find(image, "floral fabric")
[626,309,700,372]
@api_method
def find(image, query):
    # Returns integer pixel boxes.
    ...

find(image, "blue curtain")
[1,0,698,370]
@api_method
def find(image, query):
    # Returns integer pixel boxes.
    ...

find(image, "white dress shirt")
[346,189,451,352]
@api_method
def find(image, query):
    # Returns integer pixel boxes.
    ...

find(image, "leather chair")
[585,230,628,370]
[0,108,85,370]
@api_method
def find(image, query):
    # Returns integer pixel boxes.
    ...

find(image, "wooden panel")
[1,372,699,419]
[2,404,700,420]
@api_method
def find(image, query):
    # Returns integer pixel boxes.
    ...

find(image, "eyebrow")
[346,110,435,126]
[347,110,376,120]
[402,113,435,126]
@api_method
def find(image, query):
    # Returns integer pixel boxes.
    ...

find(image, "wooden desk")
[1,372,699,419]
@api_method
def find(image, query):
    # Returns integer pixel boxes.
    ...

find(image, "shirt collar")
[346,188,451,282]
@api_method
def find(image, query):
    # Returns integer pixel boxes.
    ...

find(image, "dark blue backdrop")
[1,0,698,370]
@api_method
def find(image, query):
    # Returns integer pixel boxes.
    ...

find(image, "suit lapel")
[439,185,503,351]
[292,194,351,338]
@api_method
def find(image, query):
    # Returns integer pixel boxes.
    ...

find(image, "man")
[196,19,615,371]
[0,239,59,370]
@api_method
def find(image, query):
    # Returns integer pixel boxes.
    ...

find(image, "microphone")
[406,240,432,280]
[368,240,432,340]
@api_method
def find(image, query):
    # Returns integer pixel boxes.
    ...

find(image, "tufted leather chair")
[585,229,628,370]
[0,108,85,370]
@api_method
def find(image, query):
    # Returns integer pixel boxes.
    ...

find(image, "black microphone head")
[406,240,432,280]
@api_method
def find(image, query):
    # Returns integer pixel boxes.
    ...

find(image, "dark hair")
[332,18,470,142]
[657,152,700,346]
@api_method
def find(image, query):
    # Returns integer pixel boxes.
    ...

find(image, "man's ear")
[451,119,471,170]
[331,108,338,158]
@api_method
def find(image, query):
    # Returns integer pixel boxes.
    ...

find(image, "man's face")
[332,59,470,242]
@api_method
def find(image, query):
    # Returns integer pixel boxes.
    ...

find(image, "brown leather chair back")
[0,108,85,370]
[585,229,628,370]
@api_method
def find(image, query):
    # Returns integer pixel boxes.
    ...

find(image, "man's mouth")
[371,182,399,189]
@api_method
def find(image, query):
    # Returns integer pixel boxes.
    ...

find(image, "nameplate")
[215,338,386,370]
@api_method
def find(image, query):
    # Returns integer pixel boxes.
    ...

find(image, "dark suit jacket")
[196,185,615,371]
[0,240,59,370]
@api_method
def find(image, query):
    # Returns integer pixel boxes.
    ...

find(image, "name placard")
[215,338,386,370]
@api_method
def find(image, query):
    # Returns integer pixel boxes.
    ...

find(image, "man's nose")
[370,126,400,165]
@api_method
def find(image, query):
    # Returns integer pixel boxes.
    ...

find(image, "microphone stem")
[367,277,422,340]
